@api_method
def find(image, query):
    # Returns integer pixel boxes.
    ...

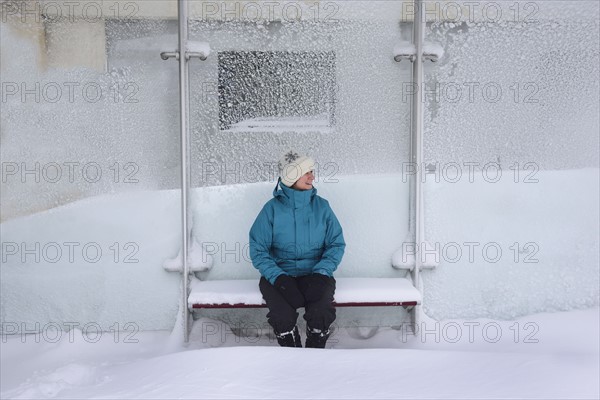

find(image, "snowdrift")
[1,169,598,330]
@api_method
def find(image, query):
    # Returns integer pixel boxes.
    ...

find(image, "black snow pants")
[259,275,336,334]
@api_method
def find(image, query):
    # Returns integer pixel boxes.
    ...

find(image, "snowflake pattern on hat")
[278,150,299,174]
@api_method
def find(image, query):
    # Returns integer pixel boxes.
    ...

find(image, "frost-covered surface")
[0,191,182,331]
[422,41,444,59]
[2,170,597,330]
[425,13,599,169]
[186,18,412,187]
[1,308,598,399]
[188,277,420,306]
[162,237,214,273]
[423,167,600,319]
[189,279,265,306]
[190,173,409,281]
[3,2,598,221]
[392,237,440,270]
[0,19,182,221]
[392,41,416,57]
[224,115,333,133]
[186,41,211,58]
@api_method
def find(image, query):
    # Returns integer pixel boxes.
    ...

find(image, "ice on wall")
[0,191,182,330]
[191,169,598,320]
[1,170,597,329]
[187,17,412,188]
[422,168,599,319]
[423,6,599,169]
[0,15,184,329]
[0,2,415,330]
[0,18,182,221]
[217,50,335,131]
[1,4,414,217]
[1,1,599,329]
[418,2,600,319]
[190,174,409,281]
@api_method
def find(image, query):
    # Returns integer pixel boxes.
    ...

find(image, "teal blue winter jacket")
[249,180,345,285]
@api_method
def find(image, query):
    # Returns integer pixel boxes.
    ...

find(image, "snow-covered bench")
[188,277,421,309]
[163,176,438,333]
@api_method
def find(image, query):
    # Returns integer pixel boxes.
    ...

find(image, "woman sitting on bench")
[249,151,346,348]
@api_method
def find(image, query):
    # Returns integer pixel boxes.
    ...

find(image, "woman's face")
[292,170,315,191]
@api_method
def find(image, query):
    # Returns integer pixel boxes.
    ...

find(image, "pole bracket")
[160,51,209,61]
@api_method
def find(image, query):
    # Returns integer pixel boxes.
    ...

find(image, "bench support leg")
[410,305,420,336]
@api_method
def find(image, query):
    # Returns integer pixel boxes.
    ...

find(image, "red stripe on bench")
[191,301,418,309]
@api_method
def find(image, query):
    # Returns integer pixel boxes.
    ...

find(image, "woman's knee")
[299,274,335,303]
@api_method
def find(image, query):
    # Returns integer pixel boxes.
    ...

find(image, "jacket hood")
[273,178,317,209]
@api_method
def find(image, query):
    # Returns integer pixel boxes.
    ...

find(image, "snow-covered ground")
[1,308,598,399]
[1,170,598,398]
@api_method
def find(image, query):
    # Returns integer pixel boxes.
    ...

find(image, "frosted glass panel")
[187,3,413,284]
[188,5,412,187]
[1,12,181,330]
[421,1,600,319]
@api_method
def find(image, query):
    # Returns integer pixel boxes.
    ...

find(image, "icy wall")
[0,18,182,222]
[185,17,412,188]
[191,174,410,281]
[1,1,598,330]
[422,168,599,319]
[1,171,597,330]
[0,190,182,331]
[1,4,413,221]
[0,2,412,330]
[424,3,599,168]
[419,1,600,319]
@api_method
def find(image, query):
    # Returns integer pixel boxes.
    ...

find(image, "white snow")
[0,190,182,331]
[393,42,416,58]
[188,277,421,306]
[189,278,265,306]
[1,308,598,399]
[186,41,211,59]
[423,41,445,60]
[393,42,444,61]
[1,4,598,398]
[2,169,596,398]
[223,114,333,133]
[1,170,598,331]
[423,167,599,319]
[392,234,441,270]
[163,238,214,273]
[331,277,420,304]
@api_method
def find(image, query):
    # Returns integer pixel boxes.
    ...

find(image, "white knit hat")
[278,150,315,187]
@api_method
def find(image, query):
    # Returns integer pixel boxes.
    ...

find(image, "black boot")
[275,326,302,347]
[305,326,330,348]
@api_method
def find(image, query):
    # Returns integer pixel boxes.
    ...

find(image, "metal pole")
[411,0,425,291]
[178,0,191,343]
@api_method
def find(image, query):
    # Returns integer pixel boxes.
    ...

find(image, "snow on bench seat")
[188,277,421,309]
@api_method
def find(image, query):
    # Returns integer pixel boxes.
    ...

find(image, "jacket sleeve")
[249,203,286,285]
[312,203,345,276]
